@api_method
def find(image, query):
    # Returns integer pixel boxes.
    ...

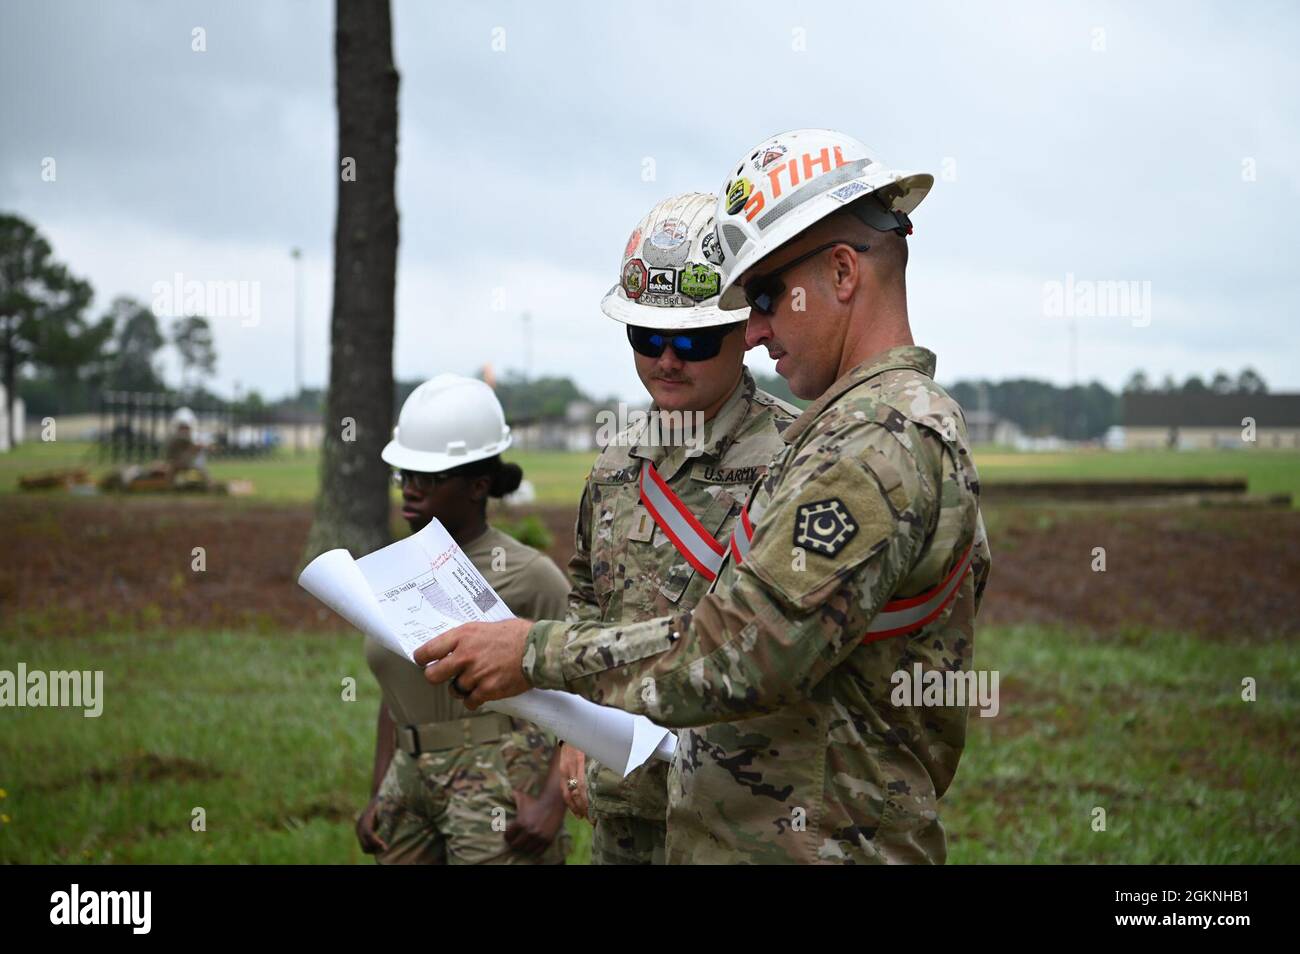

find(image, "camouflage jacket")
[526,346,992,863]
[567,369,797,819]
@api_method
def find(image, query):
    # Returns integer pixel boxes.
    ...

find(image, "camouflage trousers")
[373,728,566,865]
[590,813,667,866]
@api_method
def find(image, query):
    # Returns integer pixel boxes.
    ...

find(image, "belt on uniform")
[395,711,516,757]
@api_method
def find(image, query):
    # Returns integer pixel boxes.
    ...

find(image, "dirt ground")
[2,496,1298,639]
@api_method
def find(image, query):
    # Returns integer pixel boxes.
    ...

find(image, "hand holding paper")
[414,618,533,708]
[296,518,676,777]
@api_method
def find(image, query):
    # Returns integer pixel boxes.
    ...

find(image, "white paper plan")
[297,519,675,775]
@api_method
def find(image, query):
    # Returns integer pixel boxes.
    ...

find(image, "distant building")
[511,399,606,452]
[1122,392,1300,450]
[964,409,1023,446]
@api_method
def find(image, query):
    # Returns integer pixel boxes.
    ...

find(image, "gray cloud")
[2,0,1297,402]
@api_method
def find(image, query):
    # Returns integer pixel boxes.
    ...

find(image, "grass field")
[1,623,1294,863]
[0,441,596,506]
[0,628,592,864]
[3,438,1297,864]
[4,440,1300,506]
[975,449,1300,501]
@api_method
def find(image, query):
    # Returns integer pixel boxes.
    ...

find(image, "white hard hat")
[600,192,741,330]
[713,129,933,310]
[172,406,197,429]
[381,374,512,473]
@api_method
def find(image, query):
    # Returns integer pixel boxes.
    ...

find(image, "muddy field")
[2,495,1298,640]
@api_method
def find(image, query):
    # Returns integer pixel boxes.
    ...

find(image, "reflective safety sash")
[730,504,973,642]
[639,463,726,581]
[862,543,974,642]
[728,504,755,565]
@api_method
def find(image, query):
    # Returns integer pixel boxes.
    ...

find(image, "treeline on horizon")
[5,212,1272,441]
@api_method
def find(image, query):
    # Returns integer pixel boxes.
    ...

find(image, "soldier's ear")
[830,244,860,303]
[468,474,492,504]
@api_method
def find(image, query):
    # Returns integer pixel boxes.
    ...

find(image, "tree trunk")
[302,0,399,563]
[1,317,17,451]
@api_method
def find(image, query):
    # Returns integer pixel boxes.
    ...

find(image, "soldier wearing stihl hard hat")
[554,192,797,865]
[416,130,993,864]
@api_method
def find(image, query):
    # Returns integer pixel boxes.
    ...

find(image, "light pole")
[291,247,302,453]
[521,311,532,382]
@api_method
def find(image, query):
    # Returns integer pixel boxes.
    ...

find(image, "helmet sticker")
[701,228,725,266]
[644,219,691,267]
[622,258,648,299]
[828,181,870,203]
[725,177,753,216]
[755,144,787,172]
[678,262,720,301]
[755,157,873,230]
[624,227,643,260]
[649,219,688,250]
[647,267,676,298]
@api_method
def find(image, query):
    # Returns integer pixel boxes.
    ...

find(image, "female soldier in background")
[355,374,571,864]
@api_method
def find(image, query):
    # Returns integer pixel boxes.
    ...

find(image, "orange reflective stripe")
[862,544,974,643]
[728,504,755,564]
[639,463,725,581]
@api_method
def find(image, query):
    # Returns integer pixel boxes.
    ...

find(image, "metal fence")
[97,391,281,463]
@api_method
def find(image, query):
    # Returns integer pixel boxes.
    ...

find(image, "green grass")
[945,625,1299,862]
[975,448,1300,502]
[5,441,1297,507]
[0,628,592,864]
[0,441,596,507]
[1,624,1294,863]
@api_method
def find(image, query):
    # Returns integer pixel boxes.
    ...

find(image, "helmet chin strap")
[846,194,913,237]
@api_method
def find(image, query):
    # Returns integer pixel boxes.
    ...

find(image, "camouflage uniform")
[567,369,797,864]
[373,719,563,865]
[526,346,992,864]
[368,527,571,865]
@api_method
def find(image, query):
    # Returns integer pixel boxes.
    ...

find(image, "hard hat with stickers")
[600,192,743,330]
[711,129,934,311]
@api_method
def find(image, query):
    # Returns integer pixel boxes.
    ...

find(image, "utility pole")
[521,311,532,381]
[291,247,303,454]
[1067,317,1079,441]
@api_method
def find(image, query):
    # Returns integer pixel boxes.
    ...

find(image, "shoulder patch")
[742,457,899,609]
[793,498,858,556]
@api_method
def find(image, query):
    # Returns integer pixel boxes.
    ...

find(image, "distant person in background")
[162,407,208,483]
[355,374,572,865]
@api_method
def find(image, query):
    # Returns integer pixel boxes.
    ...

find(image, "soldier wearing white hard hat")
[356,374,573,865]
[554,192,798,864]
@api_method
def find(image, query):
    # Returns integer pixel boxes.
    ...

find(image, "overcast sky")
[2,0,1298,402]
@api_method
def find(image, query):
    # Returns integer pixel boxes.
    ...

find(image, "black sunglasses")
[392,469,454,491]
[626,323,740,362]
[742,240,870,315]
